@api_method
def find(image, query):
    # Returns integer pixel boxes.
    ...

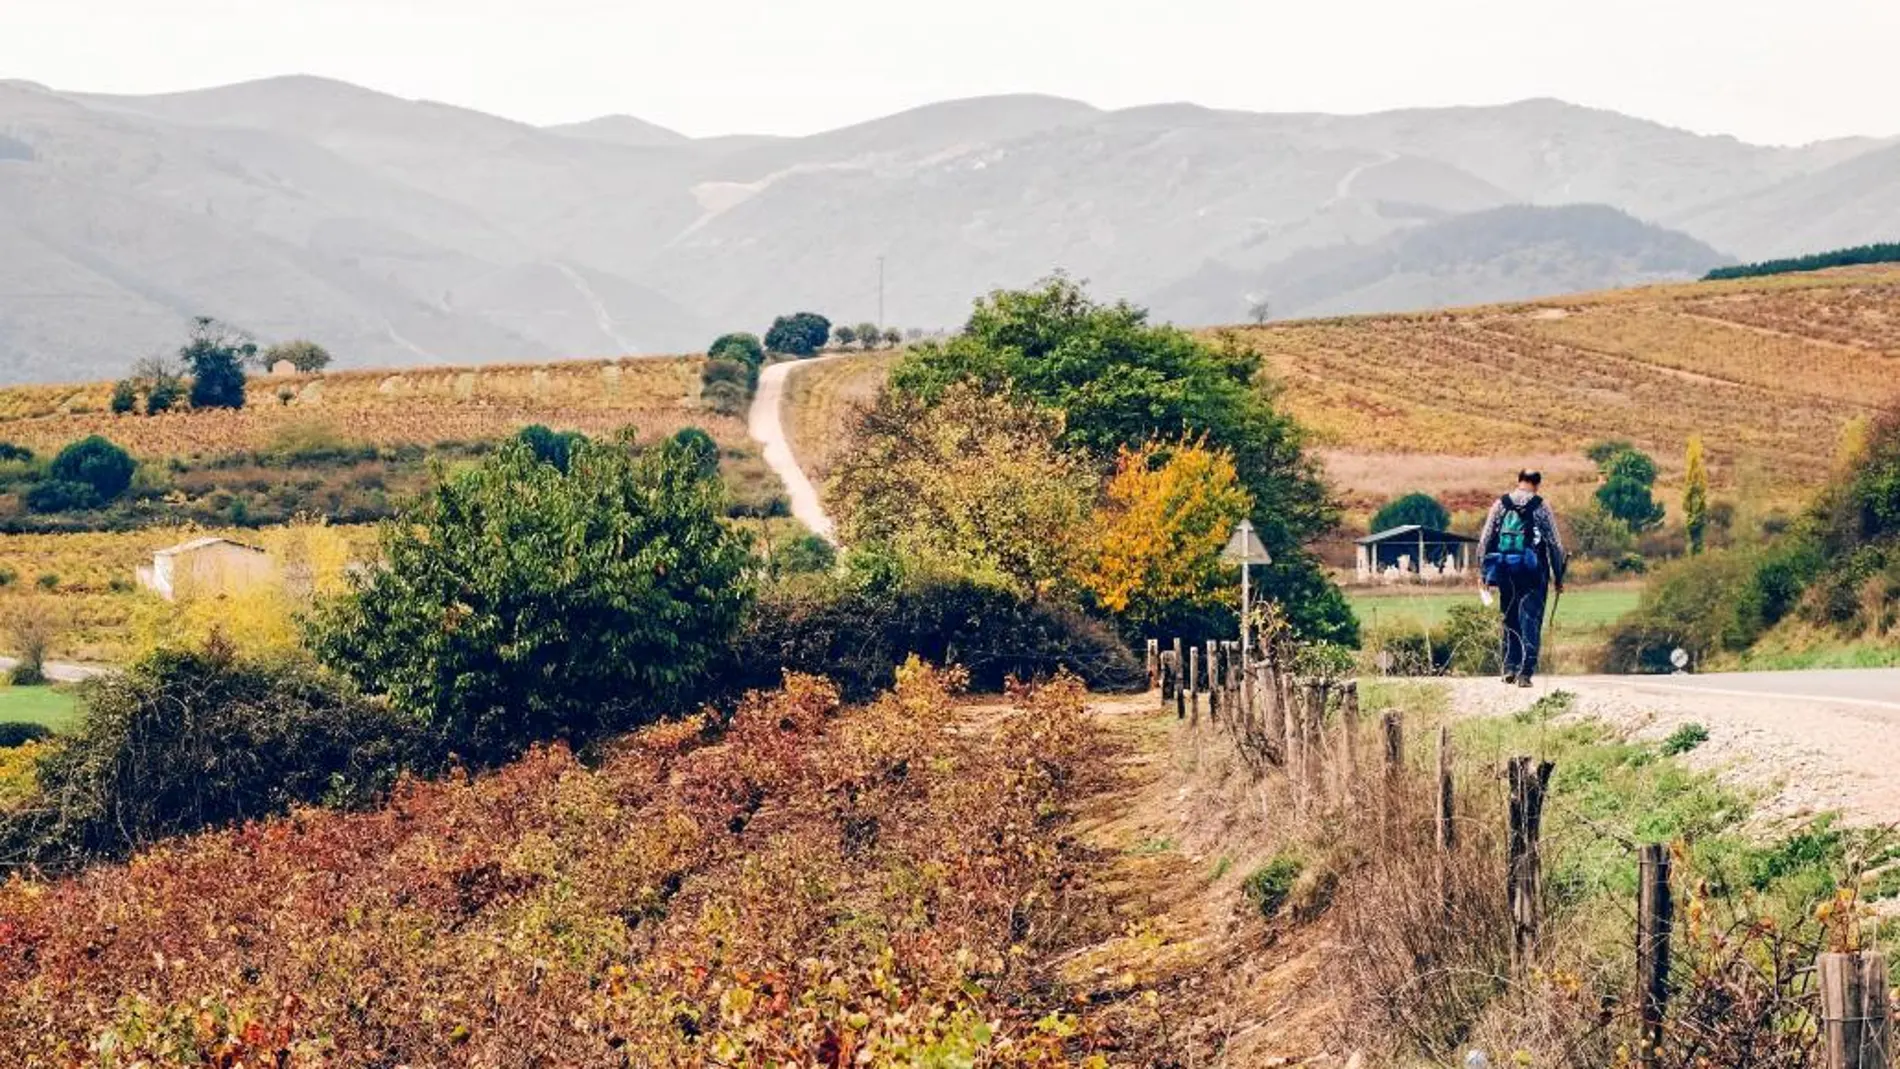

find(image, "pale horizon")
[8,0,1898,146]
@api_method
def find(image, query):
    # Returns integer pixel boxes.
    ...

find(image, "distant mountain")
[1668,140,1900,260]
[0,76,1893,383]
[546,114,689,148]
[1148,205,1730,324]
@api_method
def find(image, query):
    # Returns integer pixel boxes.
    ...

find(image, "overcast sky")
[8,0,1896,145]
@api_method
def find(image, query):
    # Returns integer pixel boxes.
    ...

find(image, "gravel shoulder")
[1444,672,1900,829]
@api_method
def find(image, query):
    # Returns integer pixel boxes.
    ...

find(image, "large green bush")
[736,572,1144,702]
[708,332,766,367]
[0,646,413,870]
[181,317,255,410]
[26,435,137,513]
[1372,492,1451,533]
[764,313,832,356]
[311,435,753,765]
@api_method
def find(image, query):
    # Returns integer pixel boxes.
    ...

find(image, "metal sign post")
[1222,519,1273,717]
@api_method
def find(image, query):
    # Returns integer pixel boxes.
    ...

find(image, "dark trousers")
[1500,580,1549,678]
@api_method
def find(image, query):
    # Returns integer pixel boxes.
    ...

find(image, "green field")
[1348,585,1641,634]
[0,686,81,732]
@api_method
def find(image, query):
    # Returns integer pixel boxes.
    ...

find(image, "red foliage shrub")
[0,665,1116,1066]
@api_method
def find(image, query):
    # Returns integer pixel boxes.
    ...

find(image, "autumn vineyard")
[0,267,1895,1066]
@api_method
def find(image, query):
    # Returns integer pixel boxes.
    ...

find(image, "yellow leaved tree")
[1079,439,1253,629]
[828,383,1097,594]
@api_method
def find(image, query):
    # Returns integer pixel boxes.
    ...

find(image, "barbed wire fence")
[1144,613,1894,1069]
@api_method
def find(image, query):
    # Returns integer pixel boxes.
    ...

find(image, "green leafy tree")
[132,356,184,415]
[1684,435,1709,554]
[670,426,720,478]
[701,357,757,394]
[51,435,136,502]
[1598,476,1666,532]
[181,317,256,410]
[765,312,832,357]
[830,384,1095,594]
[773,533,837,576]
[888,275,1352,642]
[515,424,588,473]
[263,340,333,373]
[1586,439,1637,470]
[1604,448,1659,487]
[708,332,765,367]
[109,380,137,415]
[882,327,903,348]
[1371,491,1451,533]
[832,325,858,350]
[855,322,881,351]
[311,436,753,765]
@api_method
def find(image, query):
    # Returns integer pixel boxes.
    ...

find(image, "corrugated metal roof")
[152,536,266,557]
[1354,525,1479,546]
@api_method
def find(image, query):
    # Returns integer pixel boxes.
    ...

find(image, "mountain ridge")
[2,75,1896,383]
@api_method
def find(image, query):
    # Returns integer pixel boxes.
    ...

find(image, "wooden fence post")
[1146,639,1159,691]
[1378,710,1403,841]
[1636,843,1673,1069]
[1436,725,1454,908]
[1821,951,1893,1069]
[1205,640,1220,721]
[1162,649,1178,725]
[1340,681,1361,786]
[1507,756,1554,974]
[1190,646,1203,726]
[1866,953,1893,1069]
[1160,650,1175,705]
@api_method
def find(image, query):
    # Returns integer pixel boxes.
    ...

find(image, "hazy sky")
[9,0,1897,145]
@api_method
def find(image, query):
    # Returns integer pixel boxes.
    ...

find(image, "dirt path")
[0,656,109,683]
[1445,671,1900,827]
[748,356,838,542]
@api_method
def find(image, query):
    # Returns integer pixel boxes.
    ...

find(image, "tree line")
[1703,242,1900,281]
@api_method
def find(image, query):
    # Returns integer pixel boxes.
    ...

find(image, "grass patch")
[1129,837,1176,856]
[1241,854,1303,919]
[1661,722,1710,755]
[0,685,79,733]
[1348,586,1640,633]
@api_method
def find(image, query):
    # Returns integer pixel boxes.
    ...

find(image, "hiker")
[1478,470,1567,687]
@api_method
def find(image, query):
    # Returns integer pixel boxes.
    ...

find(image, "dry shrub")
[1329,753,1513,1058]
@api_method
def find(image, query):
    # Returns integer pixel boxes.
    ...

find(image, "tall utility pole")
[877,256,886,328]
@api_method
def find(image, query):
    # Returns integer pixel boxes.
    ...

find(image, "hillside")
[785,268,1900,516]
[4,76,1897,382]
[1149,204,1728,324]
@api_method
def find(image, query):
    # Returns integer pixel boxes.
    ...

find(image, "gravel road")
[1446,670,1900,828]
[749,356,839,543]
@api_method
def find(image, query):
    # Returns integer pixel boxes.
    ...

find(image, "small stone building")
[1354,525,1479,584]
[136,537,278,602]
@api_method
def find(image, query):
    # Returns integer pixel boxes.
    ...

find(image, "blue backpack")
[1483,495,1544,585]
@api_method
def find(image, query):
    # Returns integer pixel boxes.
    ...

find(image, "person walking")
[1478,470,1567,687]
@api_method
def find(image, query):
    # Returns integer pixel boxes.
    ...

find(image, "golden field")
[1240,266,1900,506]
[781,268,1900,512]
[782,351,898,482]
[0,356,741,457]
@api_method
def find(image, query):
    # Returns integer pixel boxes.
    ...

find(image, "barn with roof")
[135,536,278,602]
[1354,525,1479,583]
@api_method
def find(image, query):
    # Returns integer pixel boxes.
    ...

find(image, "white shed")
[136,537,278,602]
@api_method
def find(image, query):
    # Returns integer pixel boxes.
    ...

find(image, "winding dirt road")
[748,356,837,543]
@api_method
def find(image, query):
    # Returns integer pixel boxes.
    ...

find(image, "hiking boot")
[1517,676,1534,688]
[1501,673,1518,685]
